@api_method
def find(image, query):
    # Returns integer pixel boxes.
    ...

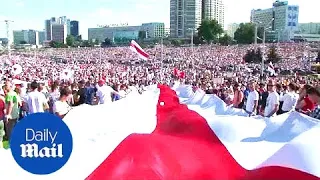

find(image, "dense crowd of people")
[0,42,319,148]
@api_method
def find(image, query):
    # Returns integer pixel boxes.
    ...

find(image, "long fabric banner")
[0,84,319,180]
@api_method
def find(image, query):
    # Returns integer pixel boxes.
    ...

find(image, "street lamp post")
[161,37,163,61]
[254,25,258,45]
[188,28,194,52]
[188,28,195,67]
[256,18,274,79]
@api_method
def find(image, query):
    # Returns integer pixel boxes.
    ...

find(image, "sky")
[0,0,319,40]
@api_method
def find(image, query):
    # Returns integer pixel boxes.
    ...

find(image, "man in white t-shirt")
[245,81,259,116]
[264,80,280,117]
[96,80,120,104]
[24,81,49,114]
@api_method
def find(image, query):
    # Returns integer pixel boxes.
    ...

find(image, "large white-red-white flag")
[129,40,149,60]
[0,84,320,180]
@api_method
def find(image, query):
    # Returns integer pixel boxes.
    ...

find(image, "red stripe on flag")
[86,85,320,180]
[131,42,149,59]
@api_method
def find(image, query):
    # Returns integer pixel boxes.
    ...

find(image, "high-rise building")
[227,23,239,38]
[51,23,68,43]
[45,19,53,41]
[70,21,79,37]
[251,0,299,42]
[45,16,72,41]
[170,0,202,38]
[37,31,45,45]
[202,0,225,29]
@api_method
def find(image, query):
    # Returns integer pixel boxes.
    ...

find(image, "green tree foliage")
[244,48,263,64]
[138,31,147,40]
[171,39,182,47]
[234,23,263,44]
[197,19,223,43]
[94,39,100,45]
[19,40,27,44]
[267,45,281,64]
[193,36,202,45]
[316,51,320,62]
[49,41,67,48]
[101,38,112,47]
[219,34,232,46]
[66,35,75,47]
[81,40,93,47]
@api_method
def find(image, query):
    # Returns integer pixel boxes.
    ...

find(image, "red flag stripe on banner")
[130,40,149,60]
[86,85,320,180]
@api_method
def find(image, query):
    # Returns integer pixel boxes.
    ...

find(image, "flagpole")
[161,37,163,62]
[99,48,102,64]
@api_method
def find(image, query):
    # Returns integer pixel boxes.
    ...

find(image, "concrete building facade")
[45,16,73,42]
[299,23,320,34]
[251,0,299,42]
[141,23,165,38]
[13,30,40,45]
[51,24,67,43]
[88,26,140,42]
[202,0,225,29]
[170,0,202,38]
[70,21,79,37]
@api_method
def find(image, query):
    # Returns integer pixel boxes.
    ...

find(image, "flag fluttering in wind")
[0,84,320,180]
[267,61,276,76]
[173,68,185,79]
[129,40,149,60]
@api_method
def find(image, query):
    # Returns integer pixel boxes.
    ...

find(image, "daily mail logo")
[10,113,73,175]
[20,129,63,158]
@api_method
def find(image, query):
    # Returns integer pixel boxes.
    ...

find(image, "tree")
[94,39,100,45]
[81,40,90,47]
[316,51,320,63]
[171,39,182,47]
[267,45,281,64]
[244,48,263,64]
[192,36,202,45]
[49,41,67,48]
[66,35,75,47]
[197,19,223,43]
[234,23,263,44]
[219,34,232,46]
[138,31,147,40]
[19,40,27,44]
[101,38,112,47]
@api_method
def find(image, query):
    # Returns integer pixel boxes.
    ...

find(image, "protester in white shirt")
[53,87,72,119]
[245,81,259,116]
[264,80,280,117]
[96,80,120,104]
[24,81,49,114]
[280,83,299,114]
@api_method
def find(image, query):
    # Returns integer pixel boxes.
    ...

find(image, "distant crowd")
[0,42,320,148]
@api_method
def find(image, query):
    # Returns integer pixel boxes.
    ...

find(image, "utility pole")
[3,20,14,58]
[254,25,258,45]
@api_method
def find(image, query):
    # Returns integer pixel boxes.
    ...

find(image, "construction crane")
[0,20,14,58]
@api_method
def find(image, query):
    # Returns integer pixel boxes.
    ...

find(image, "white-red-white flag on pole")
[267,62,276,76]
[129,40,149,60]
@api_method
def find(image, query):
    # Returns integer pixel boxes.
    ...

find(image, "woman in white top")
[53,87,72,119]
[280,83,299,114]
